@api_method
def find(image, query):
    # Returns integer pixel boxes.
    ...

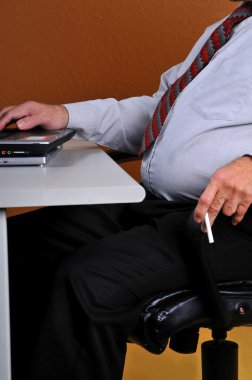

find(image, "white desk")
[0,141,145,380]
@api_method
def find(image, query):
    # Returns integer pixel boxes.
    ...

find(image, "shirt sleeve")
[63,62,182,154]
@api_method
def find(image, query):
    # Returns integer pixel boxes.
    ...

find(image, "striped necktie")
[139,1,252,156]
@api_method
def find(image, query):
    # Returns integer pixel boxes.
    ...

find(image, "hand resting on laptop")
[0,101,68,132]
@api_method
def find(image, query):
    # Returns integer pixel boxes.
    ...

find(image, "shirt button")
[142,162,147,169]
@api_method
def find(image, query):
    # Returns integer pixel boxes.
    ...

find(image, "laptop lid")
[0,128,75,158]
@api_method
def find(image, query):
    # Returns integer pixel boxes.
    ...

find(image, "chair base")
[201,340,238,380]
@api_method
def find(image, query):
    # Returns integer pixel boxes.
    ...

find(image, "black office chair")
[108,150,252,380]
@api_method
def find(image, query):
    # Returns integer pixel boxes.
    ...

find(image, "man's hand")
[0,101,69,131]
[194,156,252,230]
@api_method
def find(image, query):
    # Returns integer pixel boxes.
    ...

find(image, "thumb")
[16,116,40,130]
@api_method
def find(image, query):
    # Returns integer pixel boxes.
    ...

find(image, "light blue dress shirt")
[64,15,252,201]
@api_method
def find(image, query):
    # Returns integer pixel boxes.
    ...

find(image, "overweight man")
[1,1,252,379]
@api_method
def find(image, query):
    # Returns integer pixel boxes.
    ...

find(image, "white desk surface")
[0,140,145,208]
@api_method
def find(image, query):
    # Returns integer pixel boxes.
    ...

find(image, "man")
[1,1,252,379]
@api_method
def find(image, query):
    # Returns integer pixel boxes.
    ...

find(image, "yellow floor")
[123,327,252,380]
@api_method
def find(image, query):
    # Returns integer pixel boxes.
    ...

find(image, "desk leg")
[0,209,11,380]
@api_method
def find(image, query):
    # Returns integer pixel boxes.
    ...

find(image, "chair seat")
[129,280,252,355]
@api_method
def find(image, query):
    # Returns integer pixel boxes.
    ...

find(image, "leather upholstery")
[129,280,252,355]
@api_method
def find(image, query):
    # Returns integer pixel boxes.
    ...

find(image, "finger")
[197,191,227,232]
[231,202,250,225]
[222,198,240,217]
[194,181,218,223]
[0,108,30,130]
[0,106,15,119]
[16,116,41,130]
[206,192,228,226]
[200,197,224,232]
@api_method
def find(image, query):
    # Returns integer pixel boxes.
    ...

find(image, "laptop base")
[0,148,60,166]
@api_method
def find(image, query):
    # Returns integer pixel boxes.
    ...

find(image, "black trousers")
[7,193,252,380]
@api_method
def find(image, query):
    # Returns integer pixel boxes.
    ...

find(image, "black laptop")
[0,128,75,166]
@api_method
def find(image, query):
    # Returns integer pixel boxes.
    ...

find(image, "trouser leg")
[8,200,195,380]
[28,215,194,380]
[7,203,128,380]
[28,257,145,380]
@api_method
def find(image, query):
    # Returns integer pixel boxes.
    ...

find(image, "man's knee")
[54,253,139,319]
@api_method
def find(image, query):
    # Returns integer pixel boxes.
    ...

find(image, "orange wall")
[1,0,235,107]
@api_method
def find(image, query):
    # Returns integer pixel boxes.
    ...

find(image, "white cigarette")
[205,213,214,244]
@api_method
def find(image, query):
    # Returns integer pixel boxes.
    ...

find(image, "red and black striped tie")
[139,1,252,156]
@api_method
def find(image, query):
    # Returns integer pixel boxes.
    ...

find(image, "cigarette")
[205,213,214,244]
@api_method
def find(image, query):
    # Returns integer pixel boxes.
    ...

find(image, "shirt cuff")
[63,101,101,140]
